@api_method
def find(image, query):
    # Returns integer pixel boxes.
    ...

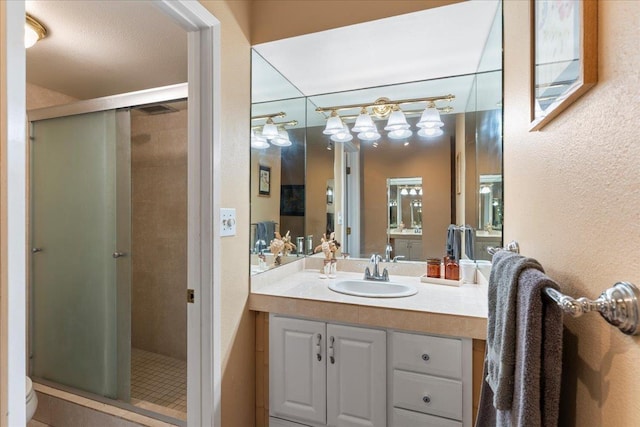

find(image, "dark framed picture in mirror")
[259,165,270,196]
[530,0,597,131]
[281,185,305,216]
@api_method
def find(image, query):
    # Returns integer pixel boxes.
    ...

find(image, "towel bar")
[488,242,640,335]
[544,283,639,335]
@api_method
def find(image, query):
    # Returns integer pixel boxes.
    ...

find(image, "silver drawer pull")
[421,353,430,361]
[316,333,322,362]
[329,336,335,364]
[423,395,431,404]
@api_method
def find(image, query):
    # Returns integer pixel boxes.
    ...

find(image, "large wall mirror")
[250,0,503,274]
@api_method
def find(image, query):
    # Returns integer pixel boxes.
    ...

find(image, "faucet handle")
[370,253,381,263]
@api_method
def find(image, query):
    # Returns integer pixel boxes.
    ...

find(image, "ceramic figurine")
[270,230,297,265]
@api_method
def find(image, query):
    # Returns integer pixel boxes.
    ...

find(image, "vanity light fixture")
[316,94,454,144]
[251,112,297,149]
[351,107,376,133]
[409,188,417,196]
[418,187,423,196]
[479,186,492,194]
[25,14,47,48]
[250,130,270,149]
[400,187,409,196]
[323,110,345,135]
[330,123,354,143]
[261,118,279,139]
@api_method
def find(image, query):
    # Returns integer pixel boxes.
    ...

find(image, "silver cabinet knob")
[112,252,126,259]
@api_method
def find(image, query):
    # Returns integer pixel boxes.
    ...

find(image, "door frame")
[0,1,222,426]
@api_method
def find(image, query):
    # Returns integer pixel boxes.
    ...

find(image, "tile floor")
[131,348,187,417]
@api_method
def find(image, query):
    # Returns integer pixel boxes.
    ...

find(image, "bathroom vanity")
[250,258,488,427]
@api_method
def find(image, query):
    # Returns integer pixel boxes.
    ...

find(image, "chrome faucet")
[364,254,389,282]
[384,243,393,262]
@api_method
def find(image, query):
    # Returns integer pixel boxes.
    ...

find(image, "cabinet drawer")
[392,332,462,379]
[392,408,462,427]
[392,370,462,421]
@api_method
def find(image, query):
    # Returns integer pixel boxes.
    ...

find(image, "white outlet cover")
[220,208,236,237]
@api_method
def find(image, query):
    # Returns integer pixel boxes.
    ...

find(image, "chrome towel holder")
[489,240,640,336]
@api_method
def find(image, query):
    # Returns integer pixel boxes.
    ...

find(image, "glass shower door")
[30,110,131,400]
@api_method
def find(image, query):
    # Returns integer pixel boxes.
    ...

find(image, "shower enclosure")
[28,85,188,421]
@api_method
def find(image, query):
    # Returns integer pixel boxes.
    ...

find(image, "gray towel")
[485,250,544,410]
[256,221,276,247]
[464,225,475,259]
[446,224,462,261]
[476,268,563,427]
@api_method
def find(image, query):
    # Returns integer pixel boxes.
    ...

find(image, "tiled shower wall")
[131,106,187,360]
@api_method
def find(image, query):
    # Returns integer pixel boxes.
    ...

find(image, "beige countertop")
[249,259,488,340]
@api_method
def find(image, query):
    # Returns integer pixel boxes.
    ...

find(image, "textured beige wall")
[197,2,254,427]
[130,108,187,361]
[504,1,640,426]
[250,0,463,44]
[26,83,77,110]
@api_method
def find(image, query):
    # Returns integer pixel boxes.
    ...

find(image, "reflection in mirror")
[250,51,306,275]
[251,0,503,271]
[388,178,423,261]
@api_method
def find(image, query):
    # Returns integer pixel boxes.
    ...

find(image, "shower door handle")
[112,251,127,259]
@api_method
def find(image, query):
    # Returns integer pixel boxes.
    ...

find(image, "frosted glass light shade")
[271,130,292,147]
[417,106,444,129]
[384,110,410,131]
[251,130,269,149]
[418,127,444,138]
[262,121,279,139]
[351,109,375,133]
[388,129,413,140]
[400,188,409,196]
[409,188,417,196]
[323,113,344,135]
[25,26,39,48]
[357,127,381,141]
[331,124,354,142]
[480,186,492,194]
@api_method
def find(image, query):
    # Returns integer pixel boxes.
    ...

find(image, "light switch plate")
[220,208,236,237]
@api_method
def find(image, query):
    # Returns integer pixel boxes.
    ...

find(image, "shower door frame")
[2,1,222,426]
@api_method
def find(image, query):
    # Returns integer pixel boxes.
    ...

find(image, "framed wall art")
[259,165,270,196]
[530,0,597,131]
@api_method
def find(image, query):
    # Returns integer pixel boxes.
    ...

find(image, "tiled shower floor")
[131,348,187,419]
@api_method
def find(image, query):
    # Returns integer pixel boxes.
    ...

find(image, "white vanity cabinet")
[389,332,472,427]
[270,315,387,427]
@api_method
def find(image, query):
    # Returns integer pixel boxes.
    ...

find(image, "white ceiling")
[25,0,187,100]
[253,0,501,98]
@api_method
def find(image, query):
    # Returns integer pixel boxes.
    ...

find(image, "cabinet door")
[327,324,386,427]
[394,239,410,258]
[409,240,423,261]
[270,316,326,425]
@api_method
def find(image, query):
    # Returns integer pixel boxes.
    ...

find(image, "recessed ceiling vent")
[136,103,178,115]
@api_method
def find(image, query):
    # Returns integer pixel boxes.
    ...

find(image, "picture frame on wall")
[530,0,597,131]
[259,165,270,196]
[280,185,305,216]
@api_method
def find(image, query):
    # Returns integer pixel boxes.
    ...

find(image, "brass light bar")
[251,119,298,130]
[251,112,286,121]
[315,94,455,114]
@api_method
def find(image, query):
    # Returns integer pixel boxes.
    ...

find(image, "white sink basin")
[328,279,417,298]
